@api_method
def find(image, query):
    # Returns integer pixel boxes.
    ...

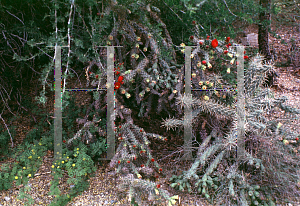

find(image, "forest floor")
[0,20,300,206]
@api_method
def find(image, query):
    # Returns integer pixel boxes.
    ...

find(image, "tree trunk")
[258,0,272,61]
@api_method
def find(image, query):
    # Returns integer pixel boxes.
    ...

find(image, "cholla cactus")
[163,53,300,205]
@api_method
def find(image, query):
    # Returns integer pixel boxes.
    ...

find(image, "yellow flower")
[192,73,196,78]
[202,86,207,90]
[199,81,203,86]
[204,96,209,101]
[76,151,79,154]
[38,157,40,159]
[67,157,69,159]
[23,167,26,170]
[28,174,32,178]
[135,44,139,48]
[15,176,18,180]
[72,164,75,167]
[108,35,113,40]
[173,90,177,94]
[77,148,79,151]
[62,161,65,164]
[83,158,86,161]
[143,47,147,52]
[180,43,186,47]
[28,156,32,159]
[197,62,201,67]
[136,36,141,41]
[31,149,34,152]
[38,142,42,146]
[181,49,185,53]
[51,165,55,168]
[57,166,59,169]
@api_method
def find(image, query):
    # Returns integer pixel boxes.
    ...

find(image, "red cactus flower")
[202,60,207,64]
[211,39,218,48]
[244,55,249,59]
[228,43,231,46]
[118,76,124,82]
[114,82,120,90]
[116,71,120,75]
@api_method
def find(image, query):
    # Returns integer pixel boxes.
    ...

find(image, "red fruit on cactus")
[199,41,203,45]
[244,55,249,59]
[224,50,228,54]
[119,125,122,128]
[97,13,100,16]
[120,137,123,140]
[157,184,161,188]
[134,156,136,160]
[140,129,143,132]
[190,36,194,40]
[244,51,246,54]
[202,60,207,64]
[127,160,130,163]
[192,20,196,25]
[118,160,121,164]
[63,140,66,143]
[141,164,144,167]
[296,137,299,141]
[228,43,231,46]
[159,168,162,171]
[226,37,230,42]
[206,45,209,48]
[96,75,99,79]
[133,145,136,148]
[140,151,143,154]
[115,71,120,75]
[151,158,155,162]
[206,35,210,40]
[89,71,92,74]
[155,175,159,178]
[211,39,218,48]
[119,133,122,136]
[164,138,167,141]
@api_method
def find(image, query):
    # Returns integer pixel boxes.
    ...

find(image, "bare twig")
[0,114,14,148]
